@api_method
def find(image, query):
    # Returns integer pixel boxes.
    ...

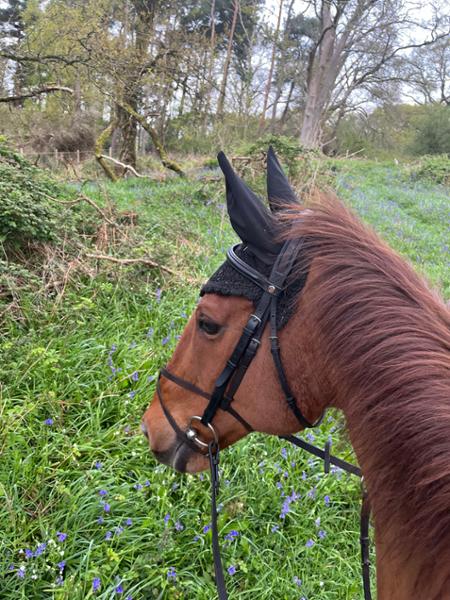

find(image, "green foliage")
[0,142,68,248]
[409,155,450,185]
[409,105,450,156]
[235,135,334,196]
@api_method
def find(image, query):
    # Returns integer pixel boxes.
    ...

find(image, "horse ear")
[217,151,280,260]
[266,145,298,211]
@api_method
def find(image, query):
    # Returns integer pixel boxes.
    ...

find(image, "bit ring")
[185,415,219,449]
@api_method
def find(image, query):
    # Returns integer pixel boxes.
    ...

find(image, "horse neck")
[289,275,450,598]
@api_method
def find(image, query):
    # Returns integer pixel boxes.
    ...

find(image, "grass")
[1,160,448,599]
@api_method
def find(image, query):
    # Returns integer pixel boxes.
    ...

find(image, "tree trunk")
[260,0,283,129]
[216,0,239,118]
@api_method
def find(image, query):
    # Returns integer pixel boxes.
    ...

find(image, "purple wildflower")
[134,483,143,490]
[315,517,321,527]
[271,525,279,533]
[105,531,112,540]
[155,288,162,303]
[125,518,132,526]
[324,495,331,506]
[131,371,139,382]
[162,336,170,346]
[115,526,124,536]
[174,521,184,531]
[116,584,124,594]
[97,516,104,524]
[293,576,302,586]
[25,549,33,559]
[128,391,136,399]
[305,539,315,548]
[95,461,103,469]
[167,567,176,581]
[281,447,288,459]
[147,375,155,383]
[318,529,327,539]
[227,565,236,576]
[99,489,108,497]
[144,480,150,487]
[306,432,315,442]
[203,524,211,534]
[56,575,64,586]
[103,503,111,512]
[147,327,154,338]
[276,482,283,490]
[17,566,26,578]
[44,418,54,426]
[35,543,46,556]
[92,577,101,592]
[57,560,66,570]
[164,513,170,525]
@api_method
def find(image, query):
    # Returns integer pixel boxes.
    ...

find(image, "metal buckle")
[185,415,219,449]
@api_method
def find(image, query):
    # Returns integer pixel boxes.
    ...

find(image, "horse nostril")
[141,421,149,439]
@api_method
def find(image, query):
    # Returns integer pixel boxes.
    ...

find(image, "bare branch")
[0,85,73,103]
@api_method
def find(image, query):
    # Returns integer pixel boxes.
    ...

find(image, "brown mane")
[283,194,450,565]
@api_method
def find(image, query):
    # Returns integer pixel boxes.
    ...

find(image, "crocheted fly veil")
[201,147,308,329]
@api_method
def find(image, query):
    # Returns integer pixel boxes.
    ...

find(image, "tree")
[299,0,450,149]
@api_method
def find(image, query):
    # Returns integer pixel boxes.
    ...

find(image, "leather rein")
[156,239,372,600]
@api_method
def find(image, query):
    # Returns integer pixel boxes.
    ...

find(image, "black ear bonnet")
[200,147,307,329]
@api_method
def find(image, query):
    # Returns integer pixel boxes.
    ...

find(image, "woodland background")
[1,0,450,176]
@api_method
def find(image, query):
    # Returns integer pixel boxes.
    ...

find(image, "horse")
[142,148,450,599]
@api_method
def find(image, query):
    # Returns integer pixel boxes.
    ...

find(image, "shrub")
[0,141,68,249]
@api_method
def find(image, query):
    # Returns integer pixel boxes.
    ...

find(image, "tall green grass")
[1,161,448,599]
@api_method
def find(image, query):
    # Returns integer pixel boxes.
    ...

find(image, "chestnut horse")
[142,149,450,599]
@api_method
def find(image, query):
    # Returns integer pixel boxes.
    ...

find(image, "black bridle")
[156,238,372,600]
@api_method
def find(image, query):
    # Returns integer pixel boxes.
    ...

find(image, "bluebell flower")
[305,539,315,548]
[271,525,279,533]
[35,543,46,556]
[164,513,170,525]
[167,567,176,580]
[227,565,236,576]
[131,371,139,382]
[174,521,184,531]
[97,516,104,524]
[293,576,302,586]
[125,518,132,526]
[17,566,26,578]
[58,560,66,570]
[44,418,54,426]
[318,529,326,539]
[129,391,136,399]
[147,327,154,338]
[25,549,33,559]
[92,577,101,592]
[162,336,170,346]
[147,375,155,383]
[104,503,111,512]
[203,524,211,533]
[99,490,108,496]
[95,462,103,469]
[281,447,287,459]
[116,584,124,593]
[105,531,112,540]
[156,288,162,303]
[324,495,330,506]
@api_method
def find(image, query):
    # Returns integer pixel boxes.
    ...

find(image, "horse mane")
[283,193,450,564]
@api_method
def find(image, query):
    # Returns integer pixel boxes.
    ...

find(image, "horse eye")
[198,318,221,336]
